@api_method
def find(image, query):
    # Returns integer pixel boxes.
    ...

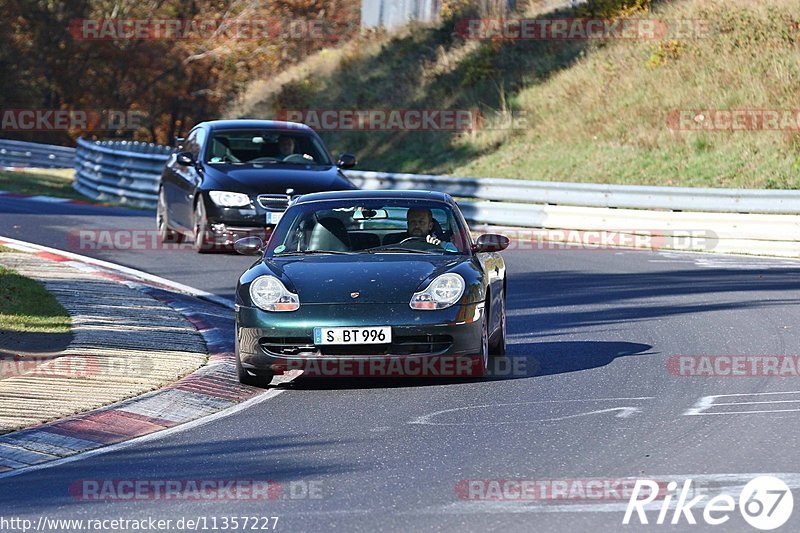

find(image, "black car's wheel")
[489,285,507,356]
[474,303,490,377]
[193,200,212,253]
[236,355,274,388]
[157,188,184,244]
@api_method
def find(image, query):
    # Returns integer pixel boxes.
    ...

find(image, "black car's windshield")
[205,130,332,165]
[266,199,471,256]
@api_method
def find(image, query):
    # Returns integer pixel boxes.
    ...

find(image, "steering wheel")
[398,236,426,244]
[248,156,279,164]
[283,154,313,164]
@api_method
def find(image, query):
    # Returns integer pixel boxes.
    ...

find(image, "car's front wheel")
[474,303,490,377]
[236,356,274,388]
[489,285,507,356]
[157,187,184,244]
[193,200,212,253]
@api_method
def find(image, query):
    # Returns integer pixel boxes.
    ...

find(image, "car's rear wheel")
[157,187,184,244]
[489,285,507,356]
[193,200,212,253]
[236,356,274,388]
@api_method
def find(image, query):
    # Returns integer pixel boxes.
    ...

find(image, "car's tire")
[473,303,490,377]
[236,355,274,388]
[193,199,212,253]
[489,285,507,356]
[157,187,184,244]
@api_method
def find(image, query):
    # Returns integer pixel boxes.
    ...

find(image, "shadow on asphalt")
[273,340,653,390]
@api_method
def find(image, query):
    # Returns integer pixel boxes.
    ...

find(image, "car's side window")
[191,129,206,159]
[183,129,198,156]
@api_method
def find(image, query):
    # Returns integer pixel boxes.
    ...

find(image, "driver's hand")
[426,234,441,246]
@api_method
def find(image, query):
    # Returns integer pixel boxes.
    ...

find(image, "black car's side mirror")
[234,237,266,256]
[176,152,195,166]
[473,234,510,253]
[337,153,357,169]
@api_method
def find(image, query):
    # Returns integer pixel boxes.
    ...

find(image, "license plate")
[266,211,283,225]
[313,326,392,345]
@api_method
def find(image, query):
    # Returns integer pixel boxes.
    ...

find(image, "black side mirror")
[473,234,510,253]
[337,153,357,169]
[176,152,195,166]
[234,237,266,256]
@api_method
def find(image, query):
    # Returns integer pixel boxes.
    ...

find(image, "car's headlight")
[249,276,300,312]
[209,191,251,207]
[410,273,465,310]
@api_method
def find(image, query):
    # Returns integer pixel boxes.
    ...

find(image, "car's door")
[172,127,206,229]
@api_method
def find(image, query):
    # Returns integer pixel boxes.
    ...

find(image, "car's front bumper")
[236,302,485,377]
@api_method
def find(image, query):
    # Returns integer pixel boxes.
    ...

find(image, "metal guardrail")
[74,137,173,209]
[346,170,800,215]
[4,137,800,228]
[0,139,75,169]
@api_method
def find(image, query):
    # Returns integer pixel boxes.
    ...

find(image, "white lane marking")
[0,235,234,309]
[410,398,654,426]
[653,251,800,269]
[684,391,800,416]
[413,473,800,516]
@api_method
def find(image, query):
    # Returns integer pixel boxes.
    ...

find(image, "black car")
[157,119,358,252]
[233,189,509,386]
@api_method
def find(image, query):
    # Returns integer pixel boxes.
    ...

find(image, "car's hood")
[202,164,353,195]
[268,254,465,304]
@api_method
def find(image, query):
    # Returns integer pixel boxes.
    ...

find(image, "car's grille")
[257,194,290,210]
[259,335,453,357]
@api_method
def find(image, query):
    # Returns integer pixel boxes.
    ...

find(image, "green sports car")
[234,189,509,386]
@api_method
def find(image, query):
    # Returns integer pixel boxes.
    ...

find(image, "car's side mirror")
[176,152,195,166]
[337,153,357,169]
[234,237,265,255]
[473,234,510,253]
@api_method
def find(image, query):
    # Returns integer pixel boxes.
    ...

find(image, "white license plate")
[314,326,392,345]
[266,211,283,225]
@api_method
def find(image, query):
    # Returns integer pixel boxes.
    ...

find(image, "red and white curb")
[0,236,297,478]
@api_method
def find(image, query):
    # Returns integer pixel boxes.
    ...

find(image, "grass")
[0,168,148,208]
[0,265,71,333]
[231,0,800,189]
[0,168,88,200]
[0,246,13,253]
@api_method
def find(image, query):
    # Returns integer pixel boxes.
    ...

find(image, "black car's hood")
[202,164,354,195]
[268,254,465,304]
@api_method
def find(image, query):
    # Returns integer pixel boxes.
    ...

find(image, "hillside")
[230,0,800,189]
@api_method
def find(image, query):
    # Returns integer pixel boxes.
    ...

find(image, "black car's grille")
[257,194,290,210]
[259,335,453,357]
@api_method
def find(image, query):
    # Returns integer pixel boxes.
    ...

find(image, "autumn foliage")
[0,0,360,145]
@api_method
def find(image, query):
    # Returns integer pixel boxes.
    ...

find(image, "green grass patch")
[0,168,88,200]
[0,168,148,208]
[0,246,13,253]
[0,266,71,333]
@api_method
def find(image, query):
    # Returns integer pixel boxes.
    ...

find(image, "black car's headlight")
[410,273,465,310]
[249,276,300,312]
[209,191,251,208]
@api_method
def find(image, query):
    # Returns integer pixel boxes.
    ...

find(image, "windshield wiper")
[365,247,440,255]
[275,250,355,256]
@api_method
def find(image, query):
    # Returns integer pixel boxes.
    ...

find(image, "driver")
[407,208,443,246]
[278,135,296,157]
[278,135,313,161]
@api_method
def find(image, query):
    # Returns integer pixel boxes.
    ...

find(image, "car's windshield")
[205,130,332,165]
[266,199,471,256]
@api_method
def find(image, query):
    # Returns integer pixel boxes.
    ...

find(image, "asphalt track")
[2,195,800,532]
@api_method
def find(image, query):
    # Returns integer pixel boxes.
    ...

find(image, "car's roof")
[197,119,313,132]
[294,189,453,204]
